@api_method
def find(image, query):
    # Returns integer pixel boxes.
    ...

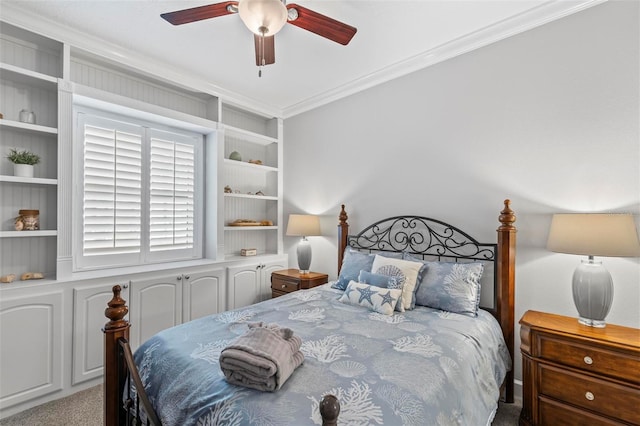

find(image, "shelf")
[223,158,277,172]
[0,230,57,238]
[224,226,278,231]
[224,253,278,261]
[224,125,278,146]
[0,119,58,135]
[0,274,57,287]
[0,175,57,185]
[224,193,277,201]
[0,62,58,89]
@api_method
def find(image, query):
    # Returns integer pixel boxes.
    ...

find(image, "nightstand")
[519,310,640,426]
[271,269,328,298]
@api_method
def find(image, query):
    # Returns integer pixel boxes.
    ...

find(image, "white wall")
[283,0,639,393]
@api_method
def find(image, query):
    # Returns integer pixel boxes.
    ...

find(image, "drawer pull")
[583,356,593,365]
[585,391,595,401]
[281,284,286,289]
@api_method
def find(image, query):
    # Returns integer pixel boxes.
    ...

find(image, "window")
[74,107,203,270]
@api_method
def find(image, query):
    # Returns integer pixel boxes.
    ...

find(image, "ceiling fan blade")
[286,4,357,45]
[161,1,238,25]
[254,35,275,66]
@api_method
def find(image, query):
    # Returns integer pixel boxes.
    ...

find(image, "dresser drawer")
[539,334,640,384]
[271,278,299,293]
[271,289,288,298]
[539,396,623,426]
[538,364,640,424]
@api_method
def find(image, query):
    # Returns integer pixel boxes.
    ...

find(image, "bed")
[104,200,516,425]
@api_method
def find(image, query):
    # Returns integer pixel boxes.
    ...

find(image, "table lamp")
[286,214,321,274]
[547,213,640,327]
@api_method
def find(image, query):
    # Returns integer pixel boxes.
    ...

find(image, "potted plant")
[6,148,40,178]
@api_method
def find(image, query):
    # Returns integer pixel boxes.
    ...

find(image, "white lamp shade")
[238,0,288,36]
[547,213,640,328]
[286,214,321,237]
[547,213,640,257]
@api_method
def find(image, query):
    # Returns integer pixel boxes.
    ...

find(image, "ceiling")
[1,0,601,117]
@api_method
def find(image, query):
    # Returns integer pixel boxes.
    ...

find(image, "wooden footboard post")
[104,285,130,425]
[497,199,516,403]
[320,394,340,426]
[337,204,349,274]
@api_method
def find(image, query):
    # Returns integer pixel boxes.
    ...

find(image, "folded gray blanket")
[220,322,304,392]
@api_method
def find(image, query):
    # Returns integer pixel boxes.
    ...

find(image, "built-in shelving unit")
[0,22,61,280]
[221,103,282,258]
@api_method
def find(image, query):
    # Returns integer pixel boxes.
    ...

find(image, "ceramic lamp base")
[296,237,312,274]
[572,258,613,328]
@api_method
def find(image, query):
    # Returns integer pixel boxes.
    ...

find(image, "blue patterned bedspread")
[134,284,511,426]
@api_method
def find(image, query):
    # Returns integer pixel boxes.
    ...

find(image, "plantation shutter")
[149,131,196,252]
[82,118,142,256]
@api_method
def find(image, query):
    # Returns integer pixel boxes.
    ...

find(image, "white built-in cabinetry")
[0,20,288,420]
[227,258,287,309]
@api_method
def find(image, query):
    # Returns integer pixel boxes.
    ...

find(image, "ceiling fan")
[161,0,357,75]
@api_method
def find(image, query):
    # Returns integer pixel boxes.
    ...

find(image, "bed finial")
[339,204,348,225]
[105,285,128,330]
[320,394,340,426]
[499,199,516,231]
[337,205,349,274]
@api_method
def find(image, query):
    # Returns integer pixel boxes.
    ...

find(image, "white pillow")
[371,255,423,310]
[338,281,402,315]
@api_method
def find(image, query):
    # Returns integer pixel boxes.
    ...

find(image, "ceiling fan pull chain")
[258,29,266,77]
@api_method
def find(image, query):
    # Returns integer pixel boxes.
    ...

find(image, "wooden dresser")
[270,269,328,298]
[519,310,640,426]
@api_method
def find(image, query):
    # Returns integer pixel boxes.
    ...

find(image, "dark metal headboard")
[347,215,496,260]
[346,215,498,313]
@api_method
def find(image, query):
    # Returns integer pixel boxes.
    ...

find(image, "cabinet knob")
[583,356,593,365]
[281,284,286,289]
[122,283,129,289]
[585,391,595,401]
[177,276,182,281]
[184,275,190,280]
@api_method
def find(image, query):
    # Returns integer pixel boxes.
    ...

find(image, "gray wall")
[283,0,639,393]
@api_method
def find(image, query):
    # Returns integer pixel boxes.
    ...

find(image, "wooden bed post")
[104,285,130,425]
[337,204,349,274]
[497,199,516,403]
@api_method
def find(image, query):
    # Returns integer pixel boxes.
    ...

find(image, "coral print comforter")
[134,284,511,426]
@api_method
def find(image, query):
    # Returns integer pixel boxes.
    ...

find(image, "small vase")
[14,164,34,178]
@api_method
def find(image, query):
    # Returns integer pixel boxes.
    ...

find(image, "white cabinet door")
[183,268,225,322]
[72,282,129,385]
[226,263,261,310]
[0,290,63,410]
[227,257,287,309]
[129,275,182,350]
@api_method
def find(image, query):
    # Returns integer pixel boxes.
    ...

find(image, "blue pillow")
[358,270,400,289]
[332,248,402,291]
[332,249,375,290]
[405,254,484,317]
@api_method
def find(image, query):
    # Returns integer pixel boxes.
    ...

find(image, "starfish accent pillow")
[338,281,402,315]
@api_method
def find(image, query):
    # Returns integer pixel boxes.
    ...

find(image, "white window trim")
[73,105,204,272]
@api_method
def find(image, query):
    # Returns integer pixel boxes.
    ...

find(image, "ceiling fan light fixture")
[238,0,287,36]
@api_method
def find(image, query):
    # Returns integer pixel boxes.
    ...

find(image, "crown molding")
[282,0,607,118]
[1,0,606,119]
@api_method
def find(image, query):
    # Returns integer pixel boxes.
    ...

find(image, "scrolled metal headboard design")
[348,216,496,261]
